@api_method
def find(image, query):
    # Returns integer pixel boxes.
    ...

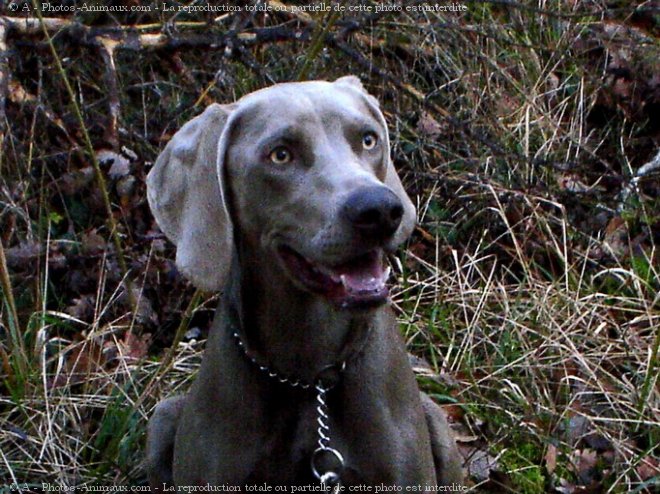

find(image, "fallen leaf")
[556,477,577,494]
[547,72,560,92]
[118,332,151,362]
[8,80,35,104]
[50,340,105,388]
[558,173,594,193]
[66,296,95,321]
[572,448,598,485]
[612,77,632,101]
[636,455,659,482]
[96,149,131,179]
[184,326,202,341]
[416,111,446,139]
[130,286,159,326]
[602,216,629,258]
[545,443,558,474]
[117,175,137,203]
[584,430,612,451]
[60,166,95,195]
[441,404,465,424]
[461,446,499,483]
[564,415,592,446]
[4,242,42,270]
[81,230,107,255]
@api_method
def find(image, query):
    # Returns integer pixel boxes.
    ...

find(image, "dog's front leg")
[420,392,464,486]
[146,395,186,490]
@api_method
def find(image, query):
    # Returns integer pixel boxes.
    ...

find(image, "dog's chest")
[238,390,407,487]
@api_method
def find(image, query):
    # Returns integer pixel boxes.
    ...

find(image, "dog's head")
[147,76,416,308]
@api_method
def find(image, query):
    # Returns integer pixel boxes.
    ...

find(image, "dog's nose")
[341,185,404,239]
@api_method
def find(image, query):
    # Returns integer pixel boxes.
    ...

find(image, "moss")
[500,442,547,494]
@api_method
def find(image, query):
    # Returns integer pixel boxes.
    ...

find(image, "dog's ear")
[335,76,417,247]
[334,75,383,110]
[334,75,366,92]
[147,104,234,291]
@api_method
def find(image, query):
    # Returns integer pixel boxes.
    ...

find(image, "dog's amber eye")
[270,147,292,164]
[362,132,378,150]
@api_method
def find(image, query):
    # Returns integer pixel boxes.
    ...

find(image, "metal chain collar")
[232,331,346,491]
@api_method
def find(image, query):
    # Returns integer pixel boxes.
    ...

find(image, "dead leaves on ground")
[47,331,152,390]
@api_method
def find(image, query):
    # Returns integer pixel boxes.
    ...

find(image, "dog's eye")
[362,132,378,150]
[270,147,293,164]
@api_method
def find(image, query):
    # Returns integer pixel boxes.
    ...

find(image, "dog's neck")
[224,246,376,385]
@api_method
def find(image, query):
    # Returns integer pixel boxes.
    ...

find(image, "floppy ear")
[147,104,234,291]
[334,76,417,247]
[334,75,367,92]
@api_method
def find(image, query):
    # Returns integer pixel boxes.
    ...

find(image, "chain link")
[233,331,312,389]
[232,330,345,487]
[312,382,345,490]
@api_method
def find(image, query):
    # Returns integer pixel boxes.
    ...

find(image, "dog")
[145,76,463,489]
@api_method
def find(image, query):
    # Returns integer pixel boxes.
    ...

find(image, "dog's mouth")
[277,246,391,308]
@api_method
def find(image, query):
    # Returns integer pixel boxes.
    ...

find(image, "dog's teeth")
[339,275,355,293]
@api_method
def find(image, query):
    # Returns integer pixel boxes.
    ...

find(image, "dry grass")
[393,222,658,491]
[1,1,658,492]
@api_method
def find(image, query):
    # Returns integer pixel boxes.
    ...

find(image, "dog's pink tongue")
[337,254,390,294]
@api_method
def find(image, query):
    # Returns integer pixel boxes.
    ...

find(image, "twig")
[0,18,9,173]
[634,148,660,179]
[1,16,307,51]
[6,78,78,147]
[618,148,660,212]
[99,38,120,148]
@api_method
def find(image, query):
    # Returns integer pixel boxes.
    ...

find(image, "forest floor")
[0,1,658,492]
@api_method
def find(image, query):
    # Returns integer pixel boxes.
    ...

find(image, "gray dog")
[145,76,463,489]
